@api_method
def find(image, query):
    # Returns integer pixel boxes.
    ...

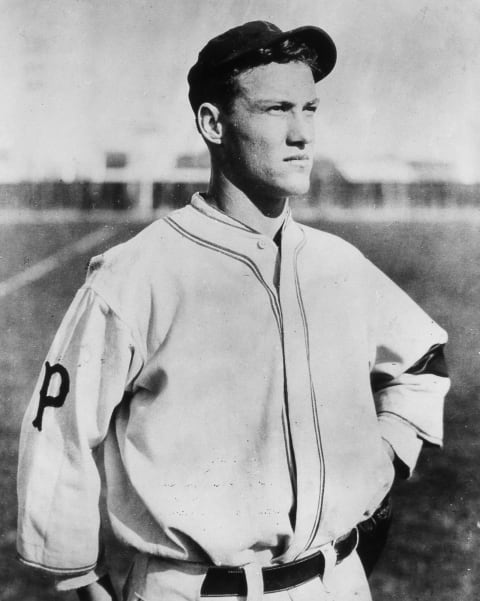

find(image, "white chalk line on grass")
[0,227,117,299]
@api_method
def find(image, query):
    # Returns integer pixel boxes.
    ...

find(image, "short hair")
[189,37,320,119]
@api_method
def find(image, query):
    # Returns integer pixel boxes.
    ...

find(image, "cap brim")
[276,25,337,82]
[188,22,337,92]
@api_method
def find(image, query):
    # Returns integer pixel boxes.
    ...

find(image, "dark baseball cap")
[188,20,337,90]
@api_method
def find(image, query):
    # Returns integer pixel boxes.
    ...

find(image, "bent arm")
[366,260,450,476]
[374,344,450,476]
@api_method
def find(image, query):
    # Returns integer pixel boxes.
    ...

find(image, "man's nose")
[287,112,314,146]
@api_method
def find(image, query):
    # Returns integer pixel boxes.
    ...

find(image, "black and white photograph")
[1,1,479,600]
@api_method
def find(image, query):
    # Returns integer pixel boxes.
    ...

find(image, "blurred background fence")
[1,156,478,214]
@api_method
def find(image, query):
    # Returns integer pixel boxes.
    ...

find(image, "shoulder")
[83,208,193,317]
[297,221,365,266]
[87,207,190,281]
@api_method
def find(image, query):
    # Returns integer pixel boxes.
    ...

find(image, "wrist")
[76,575,116,601]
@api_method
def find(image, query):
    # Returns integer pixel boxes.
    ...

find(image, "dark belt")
[200,528,358,596]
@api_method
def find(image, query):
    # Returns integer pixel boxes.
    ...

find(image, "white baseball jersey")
[17,193,449,587]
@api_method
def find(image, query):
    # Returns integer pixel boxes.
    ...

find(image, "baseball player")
[17,21,450,601]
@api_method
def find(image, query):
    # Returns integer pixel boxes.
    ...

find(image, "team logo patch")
[32,361,70,431]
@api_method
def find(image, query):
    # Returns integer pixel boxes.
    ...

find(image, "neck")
[207,168,288,239]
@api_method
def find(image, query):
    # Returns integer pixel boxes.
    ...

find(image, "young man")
[17,21,449,601]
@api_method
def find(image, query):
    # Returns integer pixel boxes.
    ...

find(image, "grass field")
[0,211,479,600]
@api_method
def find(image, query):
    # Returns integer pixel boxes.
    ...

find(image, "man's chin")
[281,177,311,197]
[246,175,311,202]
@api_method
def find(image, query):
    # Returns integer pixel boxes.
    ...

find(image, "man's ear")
[197,103,223,145]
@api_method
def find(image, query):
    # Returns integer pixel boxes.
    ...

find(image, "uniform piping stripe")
[17,553,97,574]
[281,400,297,513]
[164,216,283,334]
[293,231,326,555]
[190,202,258,233]
[278,279,298,531]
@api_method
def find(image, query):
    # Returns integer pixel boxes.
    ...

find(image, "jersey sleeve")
[17,285,143,577]
[366,260,450,477]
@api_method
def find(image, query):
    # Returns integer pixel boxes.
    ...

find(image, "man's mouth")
[284,155,311,165]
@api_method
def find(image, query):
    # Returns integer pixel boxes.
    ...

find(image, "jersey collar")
[190,192,291,238]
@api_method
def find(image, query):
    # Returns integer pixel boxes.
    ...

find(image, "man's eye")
[268,105,286,113]
[305,105,318,114]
